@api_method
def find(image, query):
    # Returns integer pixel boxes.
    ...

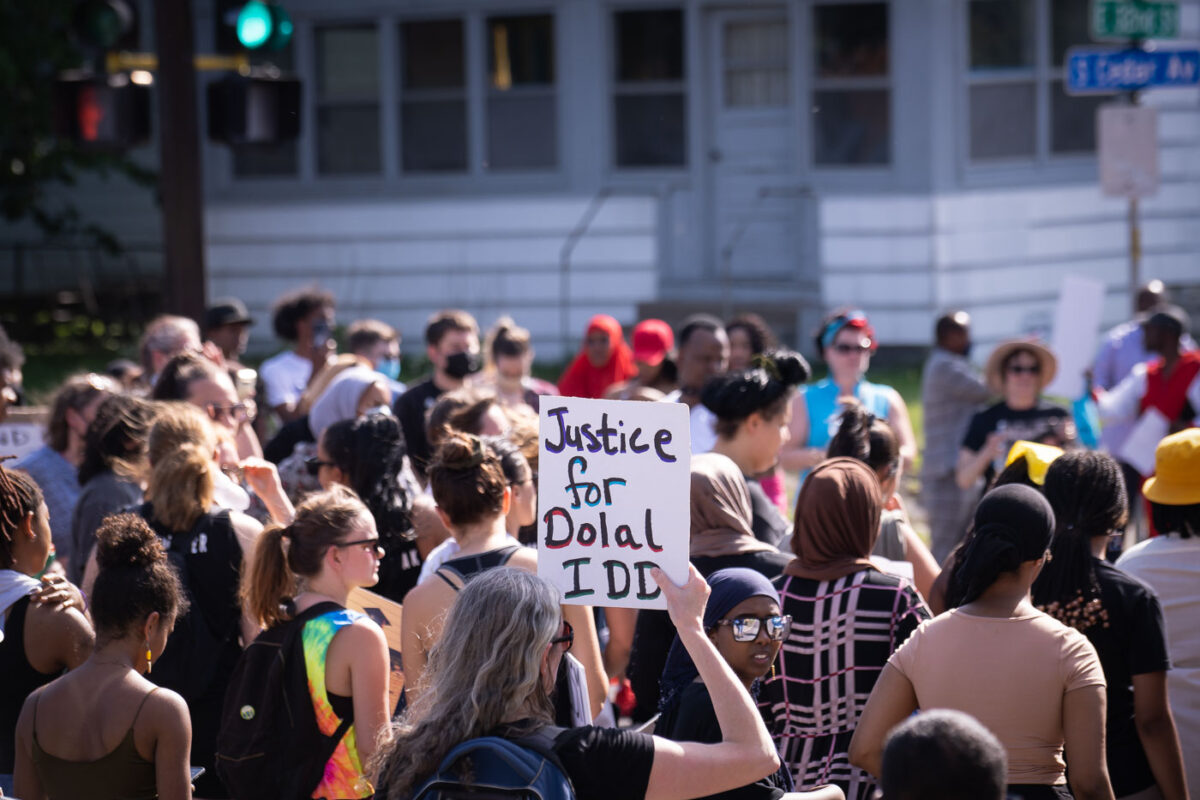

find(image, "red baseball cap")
[632,319,674,366]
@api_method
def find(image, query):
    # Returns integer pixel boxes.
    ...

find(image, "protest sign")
[1043,274,1107,400]
[347,587,405,715]
[0,407,47,461]
[537,397,690,610]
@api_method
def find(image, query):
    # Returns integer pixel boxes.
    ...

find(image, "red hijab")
[557,315,637,399]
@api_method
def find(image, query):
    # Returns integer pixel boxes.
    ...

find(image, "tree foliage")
[0,0,156,254]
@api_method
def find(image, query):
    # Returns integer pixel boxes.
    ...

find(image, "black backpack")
[215,602,351,800]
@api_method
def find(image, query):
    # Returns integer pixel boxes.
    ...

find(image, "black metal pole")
[154,0,207,321]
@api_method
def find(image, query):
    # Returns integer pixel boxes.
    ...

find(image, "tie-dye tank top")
[303,607,373,799]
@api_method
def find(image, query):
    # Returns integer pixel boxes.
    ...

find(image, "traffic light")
[53,74,151,149]
[207,75,301,145]
[235,1,293,51]
[73,0,138,50]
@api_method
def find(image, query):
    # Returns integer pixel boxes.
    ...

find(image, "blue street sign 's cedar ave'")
[1067,48,1200,94]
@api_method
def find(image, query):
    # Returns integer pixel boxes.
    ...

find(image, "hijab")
[658,567,781,713]
[690,453,776,558]
[556,315,637,399]
[784,457,883,581]
[309,366,383,438]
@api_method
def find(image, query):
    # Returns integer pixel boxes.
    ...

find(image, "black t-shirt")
[746,478,789,548]
[1087,559,1171,796]
[961,401,1073,483]
[628,551,792,722]
[263,415,314,464]
[551,725,655,800]
[656,682,787,800]
[394,378,444,480]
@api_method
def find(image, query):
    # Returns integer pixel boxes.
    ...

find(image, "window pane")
[317,106,380,174]
[487,96,557,169]
[401,100,467,172]
[614,93,686,166]
[317,27,379,98]
[615,10,685,82]
[489,15,554,89]
[233,142,298,177]
[1050,0,1090,67]
[726,70,789,108]
[1051,80,1103,152]
[969,83,1035,159]
[969,0,1034,70]
[812,89,890,165]
[814,3,889,78]
[402,20,464,89]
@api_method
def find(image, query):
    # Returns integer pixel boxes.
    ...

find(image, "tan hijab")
[689,453,776,558]
[785,457,883,581]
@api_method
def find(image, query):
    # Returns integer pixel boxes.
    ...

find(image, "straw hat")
[1143,429,1200,506]
[984,339,1057,395]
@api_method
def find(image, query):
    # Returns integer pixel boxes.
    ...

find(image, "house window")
[811,2,891,166]
[613,9,687,168]
[315,25,381,175]
[966,0,1104,162]
[400,19,468,173]
[486,14,557,169]
[723,21,789,108]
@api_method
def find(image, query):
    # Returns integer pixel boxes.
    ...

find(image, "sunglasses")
[334,537,383,556]
[550,620,574,652]
[712,614,793,642]
[305,457,335,476]
[206,401,256,424]
[1006,364,1041,375]
[831,342,871,355]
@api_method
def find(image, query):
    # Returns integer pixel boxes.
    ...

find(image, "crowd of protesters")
[0,278,1196,800]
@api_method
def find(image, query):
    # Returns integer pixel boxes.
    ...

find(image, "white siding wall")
[206,195,659,360]
[820,86,1200,360]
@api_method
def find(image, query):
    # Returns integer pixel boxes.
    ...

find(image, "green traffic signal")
[236,1,291,51]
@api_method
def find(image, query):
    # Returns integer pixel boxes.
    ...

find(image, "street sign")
[1066,47,1200,94]
[1091,0,1179,40]
[1098,104,1159,198]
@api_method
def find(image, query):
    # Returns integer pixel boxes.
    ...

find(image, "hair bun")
[434,432,487,471]
[767,350,811,386]
[95,513,167,570]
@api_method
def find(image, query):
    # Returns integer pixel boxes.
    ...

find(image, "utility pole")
[154,0,207,321]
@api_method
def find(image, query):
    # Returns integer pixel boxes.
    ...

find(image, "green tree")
[0,0,155,254]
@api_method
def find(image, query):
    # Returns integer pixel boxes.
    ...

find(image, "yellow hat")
[1144,429,1200,505]
[1004,440,1064,486]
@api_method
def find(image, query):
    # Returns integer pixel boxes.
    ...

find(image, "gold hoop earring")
[144,642,153,675]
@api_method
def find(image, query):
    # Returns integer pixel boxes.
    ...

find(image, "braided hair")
[0,457,44,568]
[322,414,413,547]
[1032,451,1127,633]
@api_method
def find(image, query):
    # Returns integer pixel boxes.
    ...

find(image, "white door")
[706,8,800,284]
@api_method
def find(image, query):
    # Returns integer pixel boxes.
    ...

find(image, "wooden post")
[154,0,207,321]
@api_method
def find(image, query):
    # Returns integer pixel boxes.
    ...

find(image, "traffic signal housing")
[53,74,151,149]
[235,1,293,51]
[207,74,301,145]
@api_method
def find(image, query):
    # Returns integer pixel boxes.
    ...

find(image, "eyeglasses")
[550,620,574,652]
[831,342,871,355]
[711,614,793,642]
[205,401,256,424]
[334,537,383,556]
[305,457,336,476]
[1006,364,1041,376]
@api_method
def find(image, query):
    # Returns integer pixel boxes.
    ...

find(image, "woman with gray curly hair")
[374,565,781,800]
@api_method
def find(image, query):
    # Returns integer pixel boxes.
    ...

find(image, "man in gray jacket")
[921,312,991,562]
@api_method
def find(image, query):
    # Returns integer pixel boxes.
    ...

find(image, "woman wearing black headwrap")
[655,568,843,800]
[849,485,1115,800]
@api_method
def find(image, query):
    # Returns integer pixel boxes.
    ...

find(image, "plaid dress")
[759,569,930,800]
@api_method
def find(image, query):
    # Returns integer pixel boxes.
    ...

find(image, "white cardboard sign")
[1044,274,1108,400]
[537,397,690,610]
[1098,104,1159,199]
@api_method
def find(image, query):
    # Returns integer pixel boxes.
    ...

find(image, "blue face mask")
[363,404,393,418]
[377,358,401,382]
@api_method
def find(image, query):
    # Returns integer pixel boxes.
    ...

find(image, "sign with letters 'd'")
[538,396,690,610]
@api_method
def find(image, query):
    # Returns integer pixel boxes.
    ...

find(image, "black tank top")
[0,595,57,772]
[435,544,521,591]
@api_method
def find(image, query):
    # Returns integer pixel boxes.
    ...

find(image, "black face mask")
[444,351,482,379]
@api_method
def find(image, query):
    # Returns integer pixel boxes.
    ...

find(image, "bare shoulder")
[402,576,452,621]
[507,546,538,572]
[145,685,191,723]
[344,614,388,649]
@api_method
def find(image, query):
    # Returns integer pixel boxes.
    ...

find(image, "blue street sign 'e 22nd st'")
[1066,48,1200,94]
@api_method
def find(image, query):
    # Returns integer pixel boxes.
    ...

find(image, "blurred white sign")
[1044,275,1107,400]
[1098,104,1159,198]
